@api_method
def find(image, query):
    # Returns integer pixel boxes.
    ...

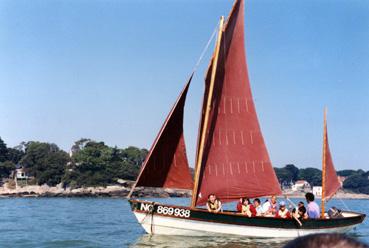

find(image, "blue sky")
[1,0,368,170]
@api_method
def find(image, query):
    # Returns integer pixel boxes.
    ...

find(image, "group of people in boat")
[206,192,321,220]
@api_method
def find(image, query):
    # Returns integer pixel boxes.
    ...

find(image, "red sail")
[323,119,341,200]
[134,77,193,190]
[195,0,282,205]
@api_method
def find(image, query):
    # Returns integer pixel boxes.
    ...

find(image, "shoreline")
[0,184,368,200]
[0,184,192,198]
[283,190,369,200]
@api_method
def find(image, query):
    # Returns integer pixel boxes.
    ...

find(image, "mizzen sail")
[322,110,341,201]
[129,77,193,196]
[193,0,282,206]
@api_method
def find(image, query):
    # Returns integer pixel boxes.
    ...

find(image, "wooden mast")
[321,108,327,218]
[191,16,225,208]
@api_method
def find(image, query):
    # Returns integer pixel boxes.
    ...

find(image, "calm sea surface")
[0,197,368,247]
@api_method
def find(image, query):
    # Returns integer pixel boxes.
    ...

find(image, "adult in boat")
[305,192,320,219]
[262,195,278,216]
[275,201,291,219]
[253,198,263,216]
[241,198,256,217]
[206,194,222,213]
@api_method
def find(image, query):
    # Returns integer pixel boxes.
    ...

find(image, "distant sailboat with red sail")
[128,0,365,237]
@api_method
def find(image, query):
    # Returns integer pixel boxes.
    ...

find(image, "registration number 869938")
[156,205,191,218]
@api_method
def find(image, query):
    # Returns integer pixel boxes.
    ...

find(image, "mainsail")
[193,0,282,206]
[128,77,193,196]
[322,110,341,201]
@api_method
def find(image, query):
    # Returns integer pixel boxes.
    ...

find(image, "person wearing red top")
[236,198,243,212]
[249,203,257,217]
[275,201,291,219]
[240,198,257,217]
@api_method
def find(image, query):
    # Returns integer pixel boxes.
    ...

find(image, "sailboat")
[128,0,365,237]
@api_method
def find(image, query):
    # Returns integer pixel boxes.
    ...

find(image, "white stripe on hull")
[133,212,357,238]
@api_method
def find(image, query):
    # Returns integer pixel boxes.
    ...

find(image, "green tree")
[20,142,69,186]
[0,137,8,162]
[6,147,25,164]
[274,164,300,184]
[274,167,293,184]
[63,140,148,187]
[337,169,364,177]
[298,167,322,186]
[343,172,369,194]
[285,164,299,182]
[123,146,148,166]
[0,161,16,178]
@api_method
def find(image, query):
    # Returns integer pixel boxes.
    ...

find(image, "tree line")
[275,164,369,194]
[0,137,147,187]
[1,136,368,194]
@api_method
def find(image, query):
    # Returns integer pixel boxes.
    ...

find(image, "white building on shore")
[292,180,311,192]
[313,186,322,196]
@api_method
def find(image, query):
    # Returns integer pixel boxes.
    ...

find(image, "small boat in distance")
[128,0,365,237]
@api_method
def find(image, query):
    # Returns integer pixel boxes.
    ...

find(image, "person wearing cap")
[275,201,291,219]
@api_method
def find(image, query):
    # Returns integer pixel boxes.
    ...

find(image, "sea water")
[0,197,368,247]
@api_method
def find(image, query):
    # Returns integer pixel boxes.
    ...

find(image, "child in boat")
[206,194,222,213]
[241,198,256,217]
[297,201,308,220]
[253,198,263,216]
[275,201,291,219]
[292,202,308,221]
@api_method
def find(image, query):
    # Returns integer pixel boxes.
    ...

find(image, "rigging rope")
[140,201,156,235]
[192,22,219,73]
[338,197,351,211]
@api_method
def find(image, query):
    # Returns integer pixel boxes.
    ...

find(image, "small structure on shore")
[292,180,311,192]
[313,186,322,196]
[11,165,32,188]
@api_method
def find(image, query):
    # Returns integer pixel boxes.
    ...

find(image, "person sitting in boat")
[275,201,291,219]
[297,201,308,220]
[305,192,320,219]
[206,194,222,213]
[292,202,308,221]
[241,198,256,217]
[262,195,277,216]
[253,198,263,216]
[236,198,243,212]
